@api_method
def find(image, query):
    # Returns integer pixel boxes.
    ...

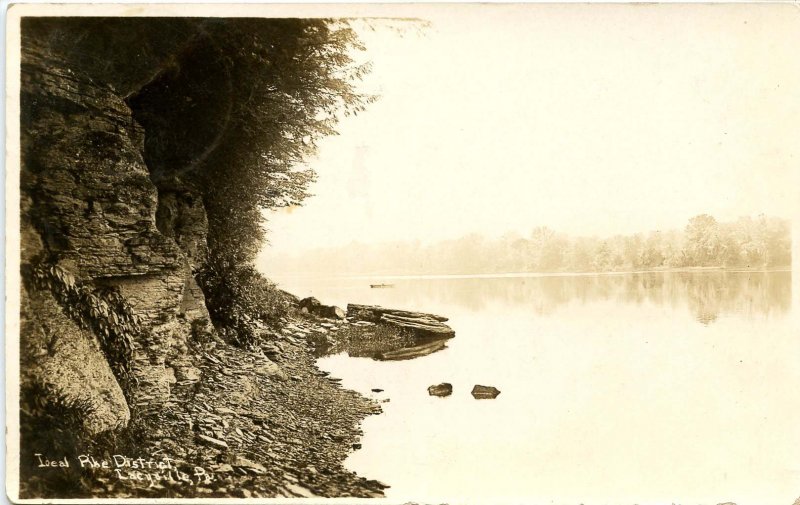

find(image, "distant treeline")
[266,214,791,275]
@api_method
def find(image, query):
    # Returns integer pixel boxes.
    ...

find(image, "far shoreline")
[265,266,792,282]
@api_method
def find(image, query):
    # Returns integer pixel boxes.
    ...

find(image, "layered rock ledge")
[347,304,455,341]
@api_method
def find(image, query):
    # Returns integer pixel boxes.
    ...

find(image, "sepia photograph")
[5,3,799,504]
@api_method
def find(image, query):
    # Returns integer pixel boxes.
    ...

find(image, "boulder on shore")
[428,383,453,397]
[299,297,346,320]
[471,385,501,399]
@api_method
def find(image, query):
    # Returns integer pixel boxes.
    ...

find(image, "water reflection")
[376,271,792,324]
[309,324,451,361]
[307,270,796,503]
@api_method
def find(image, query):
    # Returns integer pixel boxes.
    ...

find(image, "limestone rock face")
[21,287,130,434]
[155,185,209,272]
[21,46,182,280]
[20,40,211,427]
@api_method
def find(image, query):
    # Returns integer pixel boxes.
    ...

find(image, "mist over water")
[274,271,797,504]
[273,270,791,325]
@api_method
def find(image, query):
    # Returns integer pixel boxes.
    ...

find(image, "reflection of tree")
[683,273,724,324]
[393,272,791,324]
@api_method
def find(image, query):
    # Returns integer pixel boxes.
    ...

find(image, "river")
[270,271,797,505]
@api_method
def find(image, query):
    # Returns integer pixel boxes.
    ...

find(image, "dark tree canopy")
[127,18,375,265]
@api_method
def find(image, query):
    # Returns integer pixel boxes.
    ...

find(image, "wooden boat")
[369,283,394,288]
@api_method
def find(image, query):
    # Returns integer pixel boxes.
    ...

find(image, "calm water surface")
[272,271,797,505]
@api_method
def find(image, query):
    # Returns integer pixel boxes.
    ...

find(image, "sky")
[258,4,799,264]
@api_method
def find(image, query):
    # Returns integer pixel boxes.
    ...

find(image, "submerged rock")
[471,385,501,399]
[428,383,453,397]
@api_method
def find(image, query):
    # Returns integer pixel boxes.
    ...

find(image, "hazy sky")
[259,5,799,260]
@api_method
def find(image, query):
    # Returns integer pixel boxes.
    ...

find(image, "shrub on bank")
[197,256,289,348]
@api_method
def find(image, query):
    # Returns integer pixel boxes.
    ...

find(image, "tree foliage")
[196,256,291,348]
[126,19,376,345]
[130,18,375,265]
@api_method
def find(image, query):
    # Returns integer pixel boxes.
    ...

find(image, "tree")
[622,233,644,270]
[717,223,743,267]
[566,237,594,272]
[130,19,375,266]
[126,19,377,345]
[685,214,722,266]
[593,241,613,272]
[540,234,567,271]
[764,216,791,266]
[529,226,556,270]
[641,231,665,268]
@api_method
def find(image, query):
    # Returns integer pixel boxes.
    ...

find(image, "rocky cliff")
[20,35,210,434]
[17,19,391,501]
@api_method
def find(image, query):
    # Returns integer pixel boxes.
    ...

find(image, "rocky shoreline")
[18,20,457,501]
[21,288,472,500]
[23,309,391,499]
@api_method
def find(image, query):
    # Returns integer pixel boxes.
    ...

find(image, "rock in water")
[471,385,501,399]
[428,383,453,397]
